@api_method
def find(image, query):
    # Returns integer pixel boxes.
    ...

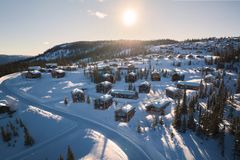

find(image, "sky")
[0,0,240,56]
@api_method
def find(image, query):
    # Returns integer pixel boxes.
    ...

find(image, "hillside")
[0,54,30,65]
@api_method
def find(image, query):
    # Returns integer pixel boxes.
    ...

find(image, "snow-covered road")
[1,78,159,160]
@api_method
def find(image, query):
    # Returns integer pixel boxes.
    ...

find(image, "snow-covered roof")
[205,74,214,78]
[177,79,201,87]
[0,100,8,107]
[46,63,57,66]
[129,72,136,76]
[29,70,41,75]
[127,64,134,67]
[72,88,84,94]
[147,99,171,109]
[121,104,134,113]
[54,69,65,73]
[99,94,112,101]
[151,70,160,74]
[100,81,112,86]
[103,73,112,77]
[140,81,150,86]
[111,89,136,96]
[166,86,181,92]
[28,66,41,70]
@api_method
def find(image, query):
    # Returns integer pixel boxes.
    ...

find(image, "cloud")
[87,10,107,19]
[97,0,104,2]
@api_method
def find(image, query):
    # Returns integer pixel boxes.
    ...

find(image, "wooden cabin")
[172,73,184,81]
[110,89,138,99]
[115,104,135,122]
[139,81,151,93]
[94,94,113,110]
[165,86,183,99]
[151,70,161,81]
[102,73,115,83]
[71,88,85,103]
[51,69,65,78]
[24,70,42,79]
[177,80,200,90]
[96,81,112,93]
[125,72,137,83]
[145,100,171,114]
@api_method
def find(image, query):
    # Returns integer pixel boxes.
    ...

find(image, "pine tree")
[64,97,68,105]
[237,74,240,93]
[182,116,187,133]
[152,116,158,130]
[181,88,188,115]
[173,98,181,130]
[137,122,142,133]
[219,127,225,157]
[233,118,240,160]
[199,79,204,98]
[128,83,133,90]
[188,99,196,131]
[59,154,64,160]
[19,119,24,128]
[24,127,34,146]
[159,117,164,126]
[67,145,75,160]
[1,126,11,142]
[87,96,91,104]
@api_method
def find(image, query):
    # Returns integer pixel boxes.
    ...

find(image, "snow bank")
[27,105,62,122]
[82,129,128,160]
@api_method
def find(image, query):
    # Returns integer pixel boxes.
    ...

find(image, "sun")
[122,9,137,27]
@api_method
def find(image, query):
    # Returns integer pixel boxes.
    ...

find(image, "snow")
[166,86,180,92]
[99,94,112,101]
[72,88,84,94]
[129,72,136,76]
[54,69,65,73]
[120,104,134,113]
[82,129,128,160]
[30,70,41,75]
[28,66,41,71]
[147,99,171,109]
[27,105,62,121]
[0,100,8,107]
[62,81,84,89]
[99,81,112,86]
[1,37,239,160]
[177,80,201,87]
[111,89,137,96]
[140,81,150,86]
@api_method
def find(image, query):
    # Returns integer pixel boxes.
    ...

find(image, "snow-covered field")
[0,44,239,159]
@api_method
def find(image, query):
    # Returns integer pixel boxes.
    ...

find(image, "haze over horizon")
[1,0,240,56]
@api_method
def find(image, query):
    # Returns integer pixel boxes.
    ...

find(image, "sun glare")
[123,9,137,27]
